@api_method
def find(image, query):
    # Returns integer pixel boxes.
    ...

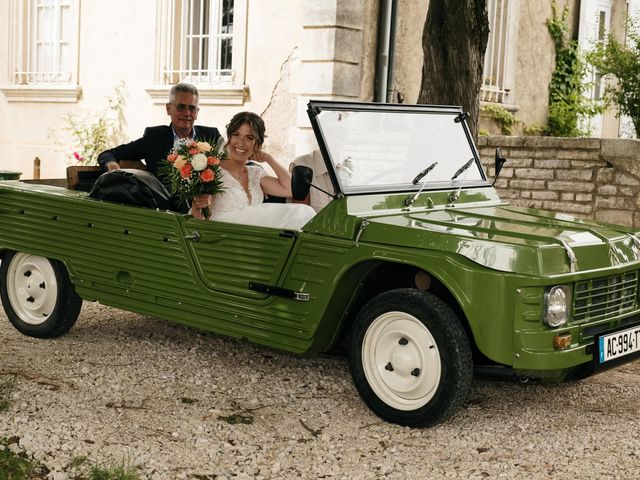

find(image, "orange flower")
[189,147,199,155]
[200,169,215,182]
[167,153,178,163]
[207,156,220,166]
[180,164,193,179]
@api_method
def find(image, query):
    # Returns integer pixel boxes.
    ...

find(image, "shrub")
[52,81,127,166]
[481,104,518,135]
[588,17,640,137]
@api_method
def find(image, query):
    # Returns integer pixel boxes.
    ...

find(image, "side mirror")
[493,147,507,186]
[291,165,313,201]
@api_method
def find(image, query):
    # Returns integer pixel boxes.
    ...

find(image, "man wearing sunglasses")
[98,82,221,176]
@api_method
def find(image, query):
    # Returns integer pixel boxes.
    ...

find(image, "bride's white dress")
[210,166,315,230]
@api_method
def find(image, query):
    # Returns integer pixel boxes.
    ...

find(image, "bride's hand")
[191,194,212,219]
[192,194,211,208]
[251,150,275,164]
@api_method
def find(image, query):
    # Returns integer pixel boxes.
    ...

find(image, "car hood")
[362,204,640,275]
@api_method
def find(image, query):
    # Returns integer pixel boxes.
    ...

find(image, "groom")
[98,82,221,176]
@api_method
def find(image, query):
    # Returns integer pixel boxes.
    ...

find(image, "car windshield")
[311,104,486,195]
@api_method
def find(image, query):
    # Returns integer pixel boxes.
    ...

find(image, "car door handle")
[184,231,201,242]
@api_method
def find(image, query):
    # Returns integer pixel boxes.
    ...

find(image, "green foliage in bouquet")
[158,138,226,218]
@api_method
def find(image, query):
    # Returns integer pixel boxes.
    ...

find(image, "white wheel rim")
[362,311,441,411]
[6,253,58,325]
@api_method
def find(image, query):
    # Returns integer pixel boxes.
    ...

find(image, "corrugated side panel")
[279,236,357,350]
[0,185,321,353]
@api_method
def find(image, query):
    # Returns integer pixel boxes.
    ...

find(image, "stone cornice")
[0,84,82,103]
[145,84,248,106]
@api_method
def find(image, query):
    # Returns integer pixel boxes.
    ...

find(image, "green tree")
[589,18,640,137]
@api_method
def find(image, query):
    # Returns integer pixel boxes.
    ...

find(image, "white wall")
[0,0,314,179]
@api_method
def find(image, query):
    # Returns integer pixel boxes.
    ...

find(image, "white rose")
[191,153,208,171]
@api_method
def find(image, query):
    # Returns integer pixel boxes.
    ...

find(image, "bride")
[191,112,315,230]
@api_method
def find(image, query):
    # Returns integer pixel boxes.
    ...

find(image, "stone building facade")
[0,0,637,181]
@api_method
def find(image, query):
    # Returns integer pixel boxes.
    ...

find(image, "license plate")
[597,325,640,364]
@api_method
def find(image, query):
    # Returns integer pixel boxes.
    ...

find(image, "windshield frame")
[307,101,489,196]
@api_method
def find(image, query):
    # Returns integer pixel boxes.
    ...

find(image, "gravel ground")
[1,301,640,479]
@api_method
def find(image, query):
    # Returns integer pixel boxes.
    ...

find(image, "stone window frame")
[146,0,248,106]
[480,0,520,107]
[1,0,82,103]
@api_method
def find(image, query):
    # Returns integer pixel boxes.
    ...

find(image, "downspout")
[375,0,398,102]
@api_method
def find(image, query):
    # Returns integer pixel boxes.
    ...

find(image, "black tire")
[349,288,473,427]
[0,251,82,338]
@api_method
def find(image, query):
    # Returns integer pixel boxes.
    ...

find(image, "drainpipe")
[375,0,398,103]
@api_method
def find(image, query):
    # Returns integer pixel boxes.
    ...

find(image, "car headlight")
[543,285,571,327]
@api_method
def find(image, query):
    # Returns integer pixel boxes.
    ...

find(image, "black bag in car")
[89,169,173,210]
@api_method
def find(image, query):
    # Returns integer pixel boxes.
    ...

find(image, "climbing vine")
[546,2,600,137]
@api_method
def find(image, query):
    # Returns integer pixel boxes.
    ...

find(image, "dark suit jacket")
[97,124,221,175]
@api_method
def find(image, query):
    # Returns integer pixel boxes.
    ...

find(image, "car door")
[180,217,297,301]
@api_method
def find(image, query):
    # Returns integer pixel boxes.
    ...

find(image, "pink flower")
[180,164,193,179]
[207,156,220,166]
[167,152,178,163]
[73,152,85,163]
[189,147,199,155]
[200,169,215,182]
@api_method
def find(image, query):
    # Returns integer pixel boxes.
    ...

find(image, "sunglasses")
[172,103,199,113]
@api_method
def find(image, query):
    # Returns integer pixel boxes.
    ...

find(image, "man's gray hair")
[169,83,199,103]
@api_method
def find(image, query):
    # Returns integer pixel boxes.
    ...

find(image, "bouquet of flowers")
[160,138,226,218]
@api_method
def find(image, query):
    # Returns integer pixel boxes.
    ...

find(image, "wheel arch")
[316,257,477,353]
[0,248,82,297]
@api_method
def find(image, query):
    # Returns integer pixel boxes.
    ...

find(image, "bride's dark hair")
[226,111,266,148]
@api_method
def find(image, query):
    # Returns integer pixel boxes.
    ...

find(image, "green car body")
[1,101,639,426]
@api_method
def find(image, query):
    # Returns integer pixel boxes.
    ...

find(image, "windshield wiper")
[451,158,475,180]
[449,157,476,204]
[405,162,438,207]
[412,161,439,185]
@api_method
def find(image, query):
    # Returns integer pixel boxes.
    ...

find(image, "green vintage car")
[2,101,640,427]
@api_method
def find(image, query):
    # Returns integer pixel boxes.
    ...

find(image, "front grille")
[573,271,639,322]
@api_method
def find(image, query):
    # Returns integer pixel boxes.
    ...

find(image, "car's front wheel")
[0,251,82,338]
[349,288,472,427]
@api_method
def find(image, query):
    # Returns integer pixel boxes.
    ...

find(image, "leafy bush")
[53,82,127,166]
[481,104,518,135]
[588,17,640,137]
[523,123,547,136]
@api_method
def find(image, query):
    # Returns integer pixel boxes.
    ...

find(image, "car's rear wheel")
[0,251,82,338]
[349,288,472,427]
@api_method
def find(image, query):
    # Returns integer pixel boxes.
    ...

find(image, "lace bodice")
[211,165,266,216]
